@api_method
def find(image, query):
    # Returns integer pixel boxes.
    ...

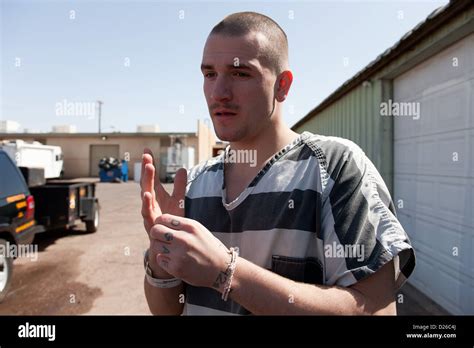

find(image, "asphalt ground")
[0,181,164,315]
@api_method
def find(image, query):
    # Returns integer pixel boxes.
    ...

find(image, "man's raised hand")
[140,148,187,234]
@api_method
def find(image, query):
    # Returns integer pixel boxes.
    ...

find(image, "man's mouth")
[214,111,237,117]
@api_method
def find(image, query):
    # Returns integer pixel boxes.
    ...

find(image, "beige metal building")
[0,120,216,180]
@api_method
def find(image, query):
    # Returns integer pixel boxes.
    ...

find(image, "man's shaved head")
[209,11,289,75]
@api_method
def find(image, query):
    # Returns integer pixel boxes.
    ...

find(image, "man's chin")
[214,129,245,143]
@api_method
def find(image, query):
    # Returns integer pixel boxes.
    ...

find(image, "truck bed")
[29,181,98,231]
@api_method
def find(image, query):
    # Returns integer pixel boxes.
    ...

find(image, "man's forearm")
[222,257,395,315]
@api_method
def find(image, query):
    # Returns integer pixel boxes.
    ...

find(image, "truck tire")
[85,205,99,233]
[0,239,13,303]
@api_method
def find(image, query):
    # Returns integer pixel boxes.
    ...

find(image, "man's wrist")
[211,247,239,299]
[144,248,174,279]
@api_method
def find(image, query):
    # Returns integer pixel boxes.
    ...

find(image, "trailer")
[29,179,99,233]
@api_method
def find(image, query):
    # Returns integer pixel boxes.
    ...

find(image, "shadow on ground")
[0,232,102,314]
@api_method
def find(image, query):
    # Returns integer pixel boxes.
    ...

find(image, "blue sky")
[1,0,447,134]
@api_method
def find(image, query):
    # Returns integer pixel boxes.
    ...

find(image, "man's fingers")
[141,191,164,231]
[172,168,187,206]
[154,179,170,206]
[143,163,154,192]
[141,192,155,230]
[144,164,162,213]
[141,192,156,217]
[141,152,153,187]
[143,148,156,166]
[149,223,182,243]
[155,214,196,233]
[143,148,169,205]
[141,154,155,201]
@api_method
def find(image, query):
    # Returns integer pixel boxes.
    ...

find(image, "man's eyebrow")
[200,63,255,71]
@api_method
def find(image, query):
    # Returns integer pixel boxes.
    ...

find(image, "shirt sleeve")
[317,137,415,289]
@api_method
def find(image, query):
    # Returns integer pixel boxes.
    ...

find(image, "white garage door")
[394,33,474,314]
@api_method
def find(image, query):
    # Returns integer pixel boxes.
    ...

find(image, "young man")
[141,12,415,315]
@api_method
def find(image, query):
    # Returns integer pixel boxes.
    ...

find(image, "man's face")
[201,32,277,142]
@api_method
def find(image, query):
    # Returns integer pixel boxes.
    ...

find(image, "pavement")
[0,181,160,315]
[0,180,447,315]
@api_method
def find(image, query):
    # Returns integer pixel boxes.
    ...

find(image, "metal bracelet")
[222,247,239,301]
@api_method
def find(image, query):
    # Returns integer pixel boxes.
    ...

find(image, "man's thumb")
[172,168,187,204]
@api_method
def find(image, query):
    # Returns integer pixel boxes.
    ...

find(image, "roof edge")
[292,0,473,130]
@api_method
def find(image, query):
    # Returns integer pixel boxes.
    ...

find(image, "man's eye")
[204,72,216,78]
[233,72,249,77]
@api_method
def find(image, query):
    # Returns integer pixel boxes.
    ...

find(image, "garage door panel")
[416,178,473,229]
[437,132,471,176]
[410,244,471,315]
[419,94,438,134]
[414,216,439,251]
[416,140,435,172]
[438,181,473,226]
[471,131,474,172]
[434,81,471,132]
[471,235,474,273]
[394,34,473,314]
[415,179,436,214]
[396,131,472,177]
[397,212,415,239]
[394,175,415,211]
[393,116,418,140]
[430,223,470,271]
[394,34,474,99]
[396,176,474,231]
[409,252,433,290]
[394,140,415,171]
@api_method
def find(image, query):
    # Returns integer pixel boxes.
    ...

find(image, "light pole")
[97,100,103,134]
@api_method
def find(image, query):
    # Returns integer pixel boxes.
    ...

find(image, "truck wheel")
[0,239,13,303]
[85,206,99,233]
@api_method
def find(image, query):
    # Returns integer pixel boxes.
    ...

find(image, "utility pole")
[97,100,103,134]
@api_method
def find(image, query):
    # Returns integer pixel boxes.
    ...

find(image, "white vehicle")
[0,140,64,179]
[160,141,195,183]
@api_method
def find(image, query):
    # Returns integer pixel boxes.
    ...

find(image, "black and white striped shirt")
[183,131,415,315]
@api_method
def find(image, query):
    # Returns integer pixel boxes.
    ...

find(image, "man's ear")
[275,70,293,102]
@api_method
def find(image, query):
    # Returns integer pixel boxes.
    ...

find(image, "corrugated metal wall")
[292,3,473,196]
[293,80,394,193]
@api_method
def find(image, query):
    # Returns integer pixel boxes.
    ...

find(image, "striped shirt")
[182,131,415,315]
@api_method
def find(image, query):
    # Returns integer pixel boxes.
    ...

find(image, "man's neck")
[229,121,299,170]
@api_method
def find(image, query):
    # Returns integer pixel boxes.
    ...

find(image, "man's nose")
[211,76,232,102]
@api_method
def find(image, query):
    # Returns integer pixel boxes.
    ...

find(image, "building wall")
[197,119,216,165]
[293,80,394,192]
[393,33,474,314]
[1,124,216,179]
[44,136,162,179]
[292,5,474,195]
[291,3,474,313]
